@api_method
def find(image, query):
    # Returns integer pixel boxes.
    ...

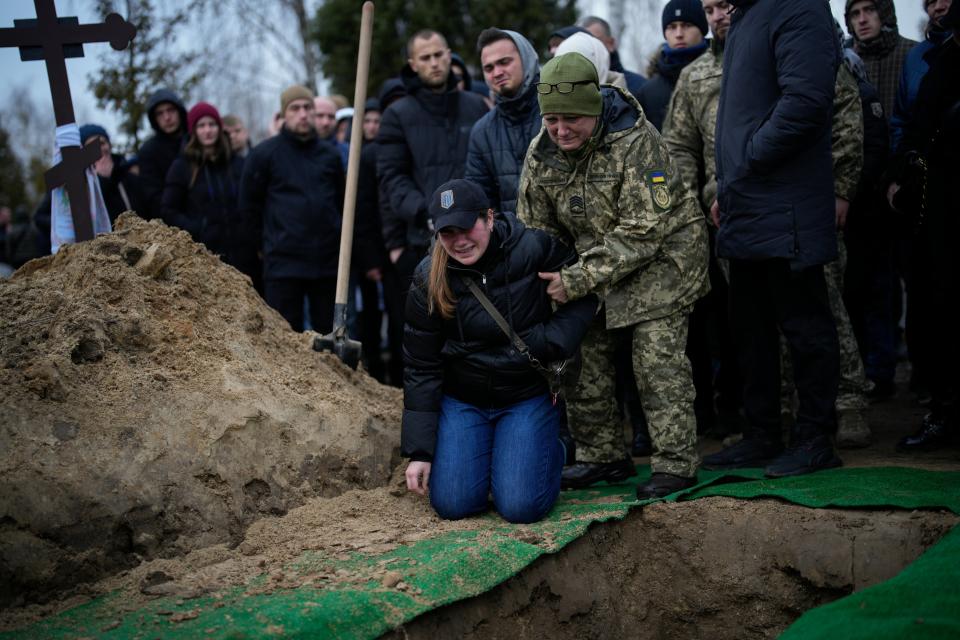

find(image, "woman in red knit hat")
[161,101,259,287]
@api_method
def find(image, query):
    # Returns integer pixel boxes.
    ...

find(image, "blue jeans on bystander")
[429,393,564,524]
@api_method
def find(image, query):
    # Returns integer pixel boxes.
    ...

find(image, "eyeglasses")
[536,80,598,95]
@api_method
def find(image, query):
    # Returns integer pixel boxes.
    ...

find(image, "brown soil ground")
[388,499,957,640]
[1,214,957,635]
[0,215,401,609]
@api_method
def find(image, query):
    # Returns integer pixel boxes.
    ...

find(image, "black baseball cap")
[429,179,490,233]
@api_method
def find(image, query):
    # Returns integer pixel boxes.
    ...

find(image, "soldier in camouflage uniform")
[663,0,871,452]
[517,52,710,498]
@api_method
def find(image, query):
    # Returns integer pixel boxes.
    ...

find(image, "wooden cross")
[0,0,136,243]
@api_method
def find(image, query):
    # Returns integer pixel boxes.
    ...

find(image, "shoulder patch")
[645,170,672,212]
[871,102,883,119]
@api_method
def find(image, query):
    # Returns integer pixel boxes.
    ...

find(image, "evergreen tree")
[87,0,206,151]
[314,0,577,99]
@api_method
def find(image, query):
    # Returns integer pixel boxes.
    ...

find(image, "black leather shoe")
[702,437,783,470]
[897,413,956,452]
[631,431,652,457]
[636,473,697,499]
[561,458,637,489]
[764,435,842,478]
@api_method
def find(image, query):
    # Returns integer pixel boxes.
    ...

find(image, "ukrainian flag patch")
[645,169,672,211]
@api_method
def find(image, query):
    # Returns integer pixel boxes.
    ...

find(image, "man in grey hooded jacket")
[465,28,542,213]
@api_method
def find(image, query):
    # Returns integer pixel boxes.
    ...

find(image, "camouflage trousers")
[783,235,868,413]
[567,308,699,477]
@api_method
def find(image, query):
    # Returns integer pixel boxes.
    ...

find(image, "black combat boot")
[897,413,956,452]
[636,473,697,499]
[561,458,637,490]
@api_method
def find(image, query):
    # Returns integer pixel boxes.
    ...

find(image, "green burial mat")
[3,465,958,640]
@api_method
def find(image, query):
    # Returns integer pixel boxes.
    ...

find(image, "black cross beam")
[0,0,136,243]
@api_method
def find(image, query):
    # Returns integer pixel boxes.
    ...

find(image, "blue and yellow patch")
[645,169,672,211]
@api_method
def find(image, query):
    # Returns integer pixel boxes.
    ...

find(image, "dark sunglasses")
[536,80,598,95]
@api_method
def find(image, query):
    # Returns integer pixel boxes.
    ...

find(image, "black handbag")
[460,276,580,404]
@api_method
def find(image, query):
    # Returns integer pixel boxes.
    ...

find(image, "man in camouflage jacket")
[663,0,871,450]
[517,52,710,499]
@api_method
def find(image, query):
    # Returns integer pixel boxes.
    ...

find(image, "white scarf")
[51,123,111,253]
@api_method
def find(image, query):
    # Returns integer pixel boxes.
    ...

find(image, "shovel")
[313,1,374,369]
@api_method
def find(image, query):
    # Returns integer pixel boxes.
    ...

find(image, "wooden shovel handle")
[334,1,374,306]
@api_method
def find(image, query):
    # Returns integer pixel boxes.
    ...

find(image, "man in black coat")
[137,88,187,220]
[239,84,345,333]
[706,0,843,477]
[376,29,488,306]
[465,28,541,214]
[887,8,960,451]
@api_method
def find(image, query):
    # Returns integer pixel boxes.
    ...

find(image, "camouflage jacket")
[662,40,723,212]
[517,86,709,329]
[664,40,864,208]
[832,64,864,202]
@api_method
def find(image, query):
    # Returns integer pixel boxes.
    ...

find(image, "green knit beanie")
[537,52,601,117]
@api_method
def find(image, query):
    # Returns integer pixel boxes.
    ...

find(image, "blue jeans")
[430,394,564,524]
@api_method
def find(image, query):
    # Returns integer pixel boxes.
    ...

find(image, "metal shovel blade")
[312,302,362,369]
[313,330,362,370]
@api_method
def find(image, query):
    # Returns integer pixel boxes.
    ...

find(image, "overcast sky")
[0,0,933,151]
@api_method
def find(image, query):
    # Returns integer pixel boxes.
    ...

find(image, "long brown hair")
[427,241,456,319]
[184,129,232,188]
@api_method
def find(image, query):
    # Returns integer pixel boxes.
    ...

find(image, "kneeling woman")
[402,179,597,523]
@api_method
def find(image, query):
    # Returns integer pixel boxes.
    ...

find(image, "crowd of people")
[2,0,956,524]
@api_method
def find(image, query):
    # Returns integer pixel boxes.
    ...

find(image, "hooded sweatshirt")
[137,89,188,219]
[844,0,917,119]
[555,32,629,92]
[464,30,543,213]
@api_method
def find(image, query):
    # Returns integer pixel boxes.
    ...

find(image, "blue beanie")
[662,0,709,37]
[79,124,110,145]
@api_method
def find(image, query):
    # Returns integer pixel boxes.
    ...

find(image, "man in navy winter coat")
[706,0,843,478]
[465,28,542,214]
[239,85,345,333]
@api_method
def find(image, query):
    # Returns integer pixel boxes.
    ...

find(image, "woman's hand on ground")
[405,461,432,496]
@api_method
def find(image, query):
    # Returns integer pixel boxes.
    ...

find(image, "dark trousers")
[729,259,839,442]
[358,266,405,386]
[393,245,428,312]
[265,277,336,333]
[844,219,898,385]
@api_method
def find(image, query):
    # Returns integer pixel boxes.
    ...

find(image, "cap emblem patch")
[440,190,454,209]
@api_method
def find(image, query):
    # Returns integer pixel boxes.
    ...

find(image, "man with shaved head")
[313,96,338,141]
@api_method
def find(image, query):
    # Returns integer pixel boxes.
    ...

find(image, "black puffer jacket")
[401,213,598,461]
[465,30,542,214]
[376,66,488,249]
[137,89,188,220]
[464,86,541,213]
[161,153,250,267]
[239,126,345,280]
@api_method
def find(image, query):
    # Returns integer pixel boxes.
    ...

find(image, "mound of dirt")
[0,214,402,608]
